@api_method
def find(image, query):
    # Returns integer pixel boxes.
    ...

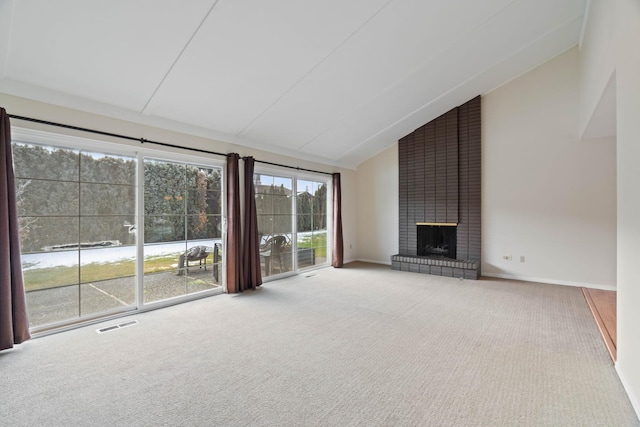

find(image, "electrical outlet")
[503,255,512,261]
[520,256,525,262]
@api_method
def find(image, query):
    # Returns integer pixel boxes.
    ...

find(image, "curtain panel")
[332,173,344,268]
[225,153,242,293]
[241,157,262,290]
[0,108,31,351]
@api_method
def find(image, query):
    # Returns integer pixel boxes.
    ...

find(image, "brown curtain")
[225,153,242,293]
[332,172,344,268]
[0,108,31,351]
[241,157,262,290]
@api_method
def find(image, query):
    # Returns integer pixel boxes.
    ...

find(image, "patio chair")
[177,245,210,275]
[261,235,288,275]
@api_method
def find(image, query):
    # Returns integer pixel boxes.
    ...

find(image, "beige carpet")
[1,262,638,426]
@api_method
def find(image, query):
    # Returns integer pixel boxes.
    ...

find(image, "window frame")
[12,127,227,334]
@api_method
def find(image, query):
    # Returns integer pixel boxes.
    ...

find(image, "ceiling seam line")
[579,0,593,50]
[140,0,221,114]
[235,0,394,138]
[293,0,521,154]
[338,14,582,161]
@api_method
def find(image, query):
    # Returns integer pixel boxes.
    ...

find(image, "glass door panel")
[297,179,328,268]
[143,160,222,303]
[12,141,138,328]
[255,174,294,277]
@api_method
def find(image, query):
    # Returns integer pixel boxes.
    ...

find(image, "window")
[255,171,330,278]
[12,129,224,331]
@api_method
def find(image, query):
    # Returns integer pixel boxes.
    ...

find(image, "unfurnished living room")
[1,1,640,426]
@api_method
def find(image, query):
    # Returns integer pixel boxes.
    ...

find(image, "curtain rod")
[8,113,335,176]
[8,114,229,158]
[248,158,333,176]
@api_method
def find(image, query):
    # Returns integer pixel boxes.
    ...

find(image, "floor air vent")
[96,320,139,334]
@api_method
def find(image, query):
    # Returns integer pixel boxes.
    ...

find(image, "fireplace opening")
[417,225,457,259]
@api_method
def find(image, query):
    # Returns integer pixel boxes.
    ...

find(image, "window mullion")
[136,153,145,308]
[292,176,297,272]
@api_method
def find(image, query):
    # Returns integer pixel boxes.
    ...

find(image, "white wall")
[483,47,617,289]
[355,144,398,264]
[340,167,358,264]
[0,92,358,269]
[353,47,618,286]
[577,0,640,415]
[612,0,640,416]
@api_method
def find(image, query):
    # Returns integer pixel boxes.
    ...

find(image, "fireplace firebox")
[417,224,457,259]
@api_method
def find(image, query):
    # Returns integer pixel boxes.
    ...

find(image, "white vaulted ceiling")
[0,0,586,168]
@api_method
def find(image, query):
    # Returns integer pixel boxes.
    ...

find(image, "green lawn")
[24,234,327,292]
[297,232,327,257]
[23,254,182,292]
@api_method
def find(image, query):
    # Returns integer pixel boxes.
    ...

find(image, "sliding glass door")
[255,171,329,278]
[12,129,224,332]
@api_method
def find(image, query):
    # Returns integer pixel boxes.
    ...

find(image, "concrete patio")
[25,267,222,328]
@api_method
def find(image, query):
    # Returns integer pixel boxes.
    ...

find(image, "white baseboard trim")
[329,258,384,266]
[354,258,392,266]
[616,364,640,420]
[482,273,616,291]
[342,263,616,289]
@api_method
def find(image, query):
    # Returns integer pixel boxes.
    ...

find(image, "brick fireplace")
[391,96,481,279]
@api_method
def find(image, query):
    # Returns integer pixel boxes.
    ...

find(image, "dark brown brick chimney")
[392,96,481,279]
